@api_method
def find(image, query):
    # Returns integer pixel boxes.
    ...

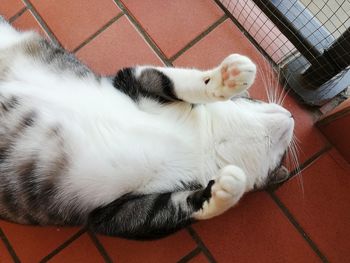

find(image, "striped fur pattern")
[0,17,294,239]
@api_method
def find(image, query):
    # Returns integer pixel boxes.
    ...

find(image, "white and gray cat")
[0,17,294,239]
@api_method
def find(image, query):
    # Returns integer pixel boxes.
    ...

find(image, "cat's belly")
[57,113,206,209]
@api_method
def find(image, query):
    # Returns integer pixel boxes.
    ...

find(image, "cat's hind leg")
[87,165,247,239]
[111,54,256,104]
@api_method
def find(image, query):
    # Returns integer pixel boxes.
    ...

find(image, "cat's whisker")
[272,68,279,104]
[275,70,284,105]
[289,135,304,196]
[256,58,272,103]
[279,71,293,106]
[279,88,291,106]
[264,58,276,104]
[277,68,290,106]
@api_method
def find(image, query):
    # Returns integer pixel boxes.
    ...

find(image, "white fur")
[193,165,247,219]
[0,22,294,217]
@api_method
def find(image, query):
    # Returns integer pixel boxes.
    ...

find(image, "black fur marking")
[21,111,36,127]
[88,192,192,240]
[0,111,38,157]
[179,180,203,191]
[18,160,37,203]
[2,186,19,215]
[113,68,140,101]
[17,159,44,223]
[113,68,180,104]
[25,39,92,78]
[88,180,215,240]
[140,69,178,102]
[24,213,40,225]
[0,96,19,113]
[187,180,214,210]
[0,143,11,162]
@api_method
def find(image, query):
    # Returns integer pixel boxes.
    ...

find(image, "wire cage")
[217,0,350,105]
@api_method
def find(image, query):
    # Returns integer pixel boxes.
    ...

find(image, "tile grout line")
[73,12,124,53]
[177,246,202,263]
[87,231,113,263]
[169,15,227,63]
[268,192,329,263]
[113,0,172,66]
[21,0,61,47]
[212,0,276,66]
[267,145,332,192]
[39,228,86,263]
[266,146,333,261]
[187,226,217,263]
[0,227,20,263]
[288,145,332,178]
[8,6,28,23]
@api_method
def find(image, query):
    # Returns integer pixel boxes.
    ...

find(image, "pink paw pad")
[221,65,240,88]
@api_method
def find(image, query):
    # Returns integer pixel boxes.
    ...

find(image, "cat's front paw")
[206,54,256,101]
[211,165,246,201]
[193,165,247,220]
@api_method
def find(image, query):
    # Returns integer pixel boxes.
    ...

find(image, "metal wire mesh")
[220,0,294,64]
[220,0,350,66]
[219,0,350,105]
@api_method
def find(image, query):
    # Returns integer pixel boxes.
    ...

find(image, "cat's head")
[207,98,294,190]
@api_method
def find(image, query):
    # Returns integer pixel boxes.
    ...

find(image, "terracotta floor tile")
[30,0,121,51]
[221,0,296,64]
[121,0,223,58]
[173,19,284,101]
[193,192,320,262]
[76,16,163,75]
[328,147,350,170]
[0,220,81,262]
[281,95,328,168]
[0,232,14,263]
[319,114,350,163]
[48,234,104,263]
[0,0,25,20]
[11,10,47,37]
[97,229,196,262]
[188,253,209,263]
[275,150,350,262]
[174,19,328,168]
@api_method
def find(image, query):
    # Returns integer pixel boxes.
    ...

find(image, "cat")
[0,16,294,240]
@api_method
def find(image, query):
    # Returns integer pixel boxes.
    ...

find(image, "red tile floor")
[0,0,349,262]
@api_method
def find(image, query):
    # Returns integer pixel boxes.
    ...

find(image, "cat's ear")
[269,165,290,184]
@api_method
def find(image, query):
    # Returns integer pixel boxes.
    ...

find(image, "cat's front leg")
[88,165,247,239]
[154,54,257,103]
[192,165,247,220]
[111,54,256,105]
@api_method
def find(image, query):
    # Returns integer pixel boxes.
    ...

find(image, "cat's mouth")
[267,165,290,185]
[265,151,290,186]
